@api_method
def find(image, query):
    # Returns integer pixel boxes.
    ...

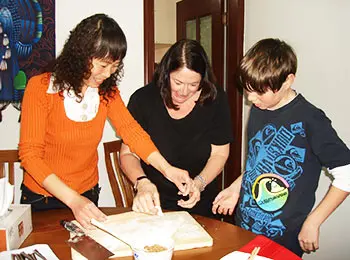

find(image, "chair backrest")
[0,150,20,186]
[0,150,20,203]
[103,140,134,207]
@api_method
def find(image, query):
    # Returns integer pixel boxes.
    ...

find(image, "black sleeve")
[307,108,350,169]
[127,87,149,131]
[209,88,234,145]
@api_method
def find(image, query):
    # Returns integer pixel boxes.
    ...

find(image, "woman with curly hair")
[18,13,192,229]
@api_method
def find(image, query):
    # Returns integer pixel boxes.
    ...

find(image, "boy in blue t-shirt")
[212,38,350,256]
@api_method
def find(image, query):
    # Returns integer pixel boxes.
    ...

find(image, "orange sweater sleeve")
[18,73,54,185]
[107,89,158,163]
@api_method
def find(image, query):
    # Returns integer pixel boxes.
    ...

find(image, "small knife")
[60,220,114,260]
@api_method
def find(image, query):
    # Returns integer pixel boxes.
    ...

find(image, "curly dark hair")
[51,13,127,102]
[153,39,217,110]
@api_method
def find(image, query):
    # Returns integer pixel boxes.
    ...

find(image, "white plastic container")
[132,237,174,260]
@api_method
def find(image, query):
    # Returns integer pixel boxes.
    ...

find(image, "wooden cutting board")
[71,211,213,259]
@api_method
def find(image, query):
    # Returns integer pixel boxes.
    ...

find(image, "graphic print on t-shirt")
[252,173,289,212]
[239,123,306,238]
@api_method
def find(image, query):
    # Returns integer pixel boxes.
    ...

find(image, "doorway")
[177,0,224,97]
[144,0,244,188]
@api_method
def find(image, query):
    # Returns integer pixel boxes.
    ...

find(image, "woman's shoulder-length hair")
[153,39,217,109]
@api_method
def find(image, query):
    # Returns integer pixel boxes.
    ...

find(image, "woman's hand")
[164,166,192,196]
[146,151,192,195]
[68,194,107,229]
[177,180,201,209]
[298,216,320,253]
[132,179,161,215]
[41,174,106,229]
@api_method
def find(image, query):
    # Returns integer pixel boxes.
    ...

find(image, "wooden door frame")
[225,0,244,186]
[143,0,244,187]
[144,0,155,84]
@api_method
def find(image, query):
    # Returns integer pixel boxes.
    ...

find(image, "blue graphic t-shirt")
[235,94,350,251]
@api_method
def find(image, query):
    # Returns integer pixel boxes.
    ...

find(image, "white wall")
[244,1,350,259]
[0,0,144,206]
[154,0,181,44]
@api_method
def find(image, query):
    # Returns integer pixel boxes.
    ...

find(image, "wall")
[154,0,180,44]
[0,0,144,206]
[154,0,182,63]
[244,1,350,259]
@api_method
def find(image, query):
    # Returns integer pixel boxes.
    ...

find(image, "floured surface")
[71,211,213,260]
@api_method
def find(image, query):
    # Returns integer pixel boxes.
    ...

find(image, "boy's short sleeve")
[307,108,350,169]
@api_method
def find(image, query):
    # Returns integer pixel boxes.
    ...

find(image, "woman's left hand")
[177,181,200,208]
[132,179,160,215]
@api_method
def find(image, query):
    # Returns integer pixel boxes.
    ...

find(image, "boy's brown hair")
[238,38,297,94]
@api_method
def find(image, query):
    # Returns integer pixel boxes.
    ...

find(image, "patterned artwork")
[0,0,55,121]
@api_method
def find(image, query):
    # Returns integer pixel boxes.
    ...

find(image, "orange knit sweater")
[19,73,157,196]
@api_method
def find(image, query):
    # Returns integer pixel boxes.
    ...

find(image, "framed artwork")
[0,0,55,121]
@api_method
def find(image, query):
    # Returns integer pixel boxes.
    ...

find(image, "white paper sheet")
[0,244,59,260]
[220,251,273,260]
[0,177,14,217]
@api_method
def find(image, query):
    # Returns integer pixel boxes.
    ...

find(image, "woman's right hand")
[132,179,161,215]
[164,166,192,196]
[68,194,107,229]
[41,174,107,229]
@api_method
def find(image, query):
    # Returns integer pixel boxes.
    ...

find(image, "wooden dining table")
[21,207,257,260]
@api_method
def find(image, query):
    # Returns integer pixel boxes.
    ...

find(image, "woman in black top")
[120,39,233,217]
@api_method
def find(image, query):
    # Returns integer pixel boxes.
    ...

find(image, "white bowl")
[132,237,174,260]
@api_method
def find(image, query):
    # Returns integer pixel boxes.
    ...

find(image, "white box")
[0,204,33,252]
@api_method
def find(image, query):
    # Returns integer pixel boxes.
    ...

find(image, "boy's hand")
[212,173,243,215]
[298,217,320,253]
[212,186,239,215]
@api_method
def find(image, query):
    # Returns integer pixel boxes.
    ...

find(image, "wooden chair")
[0,150,20,186]
[0,149,20,203]
[103,140,134,207]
